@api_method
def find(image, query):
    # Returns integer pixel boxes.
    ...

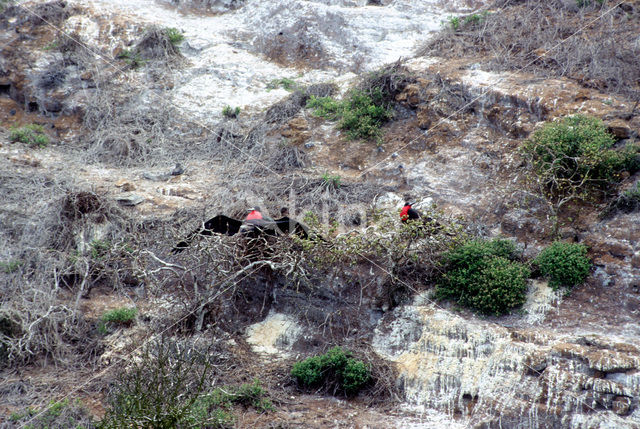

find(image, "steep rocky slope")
[1,0,639,428]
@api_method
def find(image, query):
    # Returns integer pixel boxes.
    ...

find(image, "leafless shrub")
[421,1,640,99]
[357,60,414,103]
[134,26,184,63]
[0,166,143,366]
[81,84,190,166]
[255,22,328,69]
[24,0,71,26]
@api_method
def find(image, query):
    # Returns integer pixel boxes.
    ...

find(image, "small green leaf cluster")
[534,241,591,289]
[164,27,184,45]
[321,172,341,190]
[522,115,639,199]
[90,239,111,259]
[117,49,145,68]
[291,347,371,396]
[222,105,241,118]
[9,124,49,148]
[435,238,530,316]
[0,259,22,274]
[306,88,392,141]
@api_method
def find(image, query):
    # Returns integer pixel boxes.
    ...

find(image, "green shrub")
[307,95,343,120]
[435,238,530,316]
[164,27,184,45]
[9,124,49,148]
[99,307,137,334]
[306,89,392,141]
[101,307,137,325]
[447,16,461,31]
[522,115,639,198]
[534,242,591,289]
[447,12,490,31]
[339,89,391,141]
[291,346,371,396]
[222,105,241,118]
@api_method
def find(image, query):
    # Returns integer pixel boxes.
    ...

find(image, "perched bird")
[171,206,313,253]
[273,207,309,239]
[400,202,422,222]
[171,215,243,253]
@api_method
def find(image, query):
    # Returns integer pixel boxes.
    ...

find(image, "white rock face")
[373,300,640,427]
[245,311,304,357]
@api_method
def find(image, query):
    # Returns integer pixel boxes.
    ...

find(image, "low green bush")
[306,89,392,142]
[291,346,371,396]
[435,238,530,316]
[101,307,137,325]
[321,172,341,190]
[99,307,137,334]
[522,115,639,199]
[534,241,591,289]
[9,124,49,148]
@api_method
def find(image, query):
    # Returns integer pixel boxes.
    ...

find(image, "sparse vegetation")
[222,105,241,118]
[0,0,13,11]
[305,63,410,142]
[117,49,145,69]
[9,124,49,147]
[9,399,96,428]
[534,242,591,289]
[602,181,640,217]
[435,238,530,316]
[99,339,271,428]
[267,77,298,91]
[292,347,371,396]
[447,12,489,31]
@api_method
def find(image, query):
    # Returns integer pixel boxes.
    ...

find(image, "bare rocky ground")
[1,0,640,428]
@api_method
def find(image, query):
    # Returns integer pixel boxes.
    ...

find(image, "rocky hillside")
[1,0,639,428]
